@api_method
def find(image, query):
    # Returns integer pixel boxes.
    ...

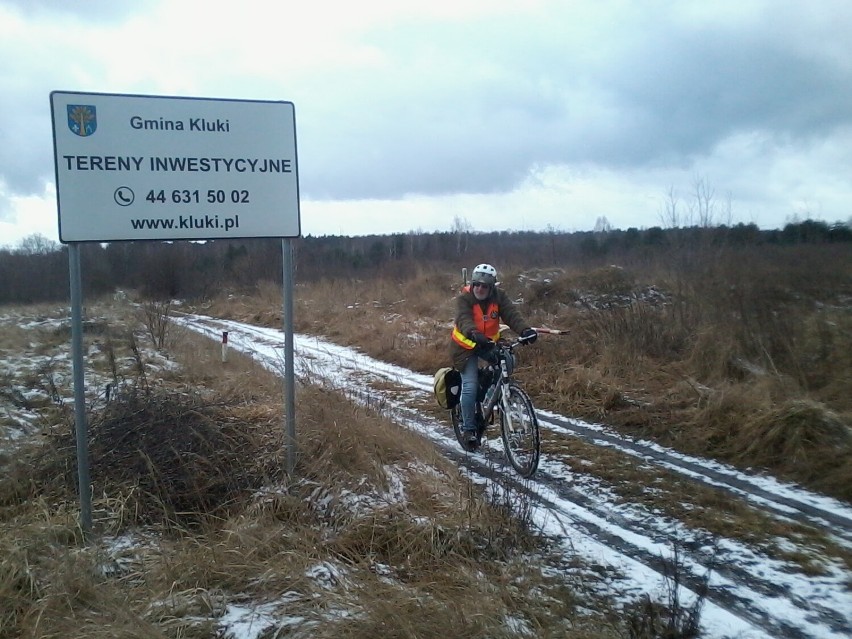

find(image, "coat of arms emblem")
[67,105,97,136]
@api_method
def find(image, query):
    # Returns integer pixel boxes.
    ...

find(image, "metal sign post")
[68,243,92,535]
[282,239,296,474]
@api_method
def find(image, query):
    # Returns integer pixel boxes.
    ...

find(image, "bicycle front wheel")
[499,382,540,477]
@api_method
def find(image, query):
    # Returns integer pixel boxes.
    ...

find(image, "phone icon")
[114,187,134,206]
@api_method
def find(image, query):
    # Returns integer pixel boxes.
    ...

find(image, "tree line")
[1,219,850,305]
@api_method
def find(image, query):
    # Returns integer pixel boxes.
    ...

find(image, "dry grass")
[2,239,849,636]
[195,246,852,502]
[0,302,623,639]
[38,385,279,527]
[204,274,457,375]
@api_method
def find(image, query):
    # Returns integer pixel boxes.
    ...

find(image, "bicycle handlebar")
[478,333,540,362]
[494,335,534,351]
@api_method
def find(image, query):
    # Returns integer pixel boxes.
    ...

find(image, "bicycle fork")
[498,383,528,437]
[482,360,510,417]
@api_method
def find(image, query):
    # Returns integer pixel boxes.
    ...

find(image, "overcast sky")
[1,0,851,248]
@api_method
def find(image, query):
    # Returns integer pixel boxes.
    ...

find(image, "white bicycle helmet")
[471,263,497,286]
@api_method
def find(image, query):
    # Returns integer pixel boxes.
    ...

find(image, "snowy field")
[177,313,852,639]
[2,306,850,639]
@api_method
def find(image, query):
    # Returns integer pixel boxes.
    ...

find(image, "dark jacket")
[450,286,531,370]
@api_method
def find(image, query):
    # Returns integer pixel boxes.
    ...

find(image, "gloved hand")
[520,327,538,344]
[468,330,492,348]
[482,344,499,365]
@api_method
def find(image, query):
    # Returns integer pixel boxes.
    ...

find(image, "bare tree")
[662,177,733,229]
[690,176,716,227]
[659,186,681,228]
[452,215,471,255]
[593,216,612,233]
[140,300,172,350]
[406,228,421,259]
[16,233,59,255]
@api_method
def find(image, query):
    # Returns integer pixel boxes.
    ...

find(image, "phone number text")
[146,189,250,204]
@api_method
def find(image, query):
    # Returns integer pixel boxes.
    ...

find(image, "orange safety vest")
[451,286,501,349]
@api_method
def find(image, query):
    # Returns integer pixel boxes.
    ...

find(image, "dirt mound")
[43,387,278,526]
[736,400,852,491]
[693,395,852,500]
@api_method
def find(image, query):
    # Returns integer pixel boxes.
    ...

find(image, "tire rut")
[540,412,852,544]
[179,314,852,639]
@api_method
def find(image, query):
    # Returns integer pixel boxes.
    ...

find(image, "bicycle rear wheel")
[499,382,540,477]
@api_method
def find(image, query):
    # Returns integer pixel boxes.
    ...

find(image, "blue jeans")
[460,355,480,433]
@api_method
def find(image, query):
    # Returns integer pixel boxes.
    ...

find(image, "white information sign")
[50,91,300,242]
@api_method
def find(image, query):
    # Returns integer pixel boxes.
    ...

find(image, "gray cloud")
[0,79,60,220]
[289,3,852,201]
[602,32,852,155]
[1,0,850,223]
[0,0,146,220]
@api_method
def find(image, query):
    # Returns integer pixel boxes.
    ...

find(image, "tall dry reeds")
[214,244,852,501]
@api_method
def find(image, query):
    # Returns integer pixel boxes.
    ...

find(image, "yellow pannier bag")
[433,367,462,409]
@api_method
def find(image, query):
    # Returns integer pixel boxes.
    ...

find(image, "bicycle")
[451,334,541,477]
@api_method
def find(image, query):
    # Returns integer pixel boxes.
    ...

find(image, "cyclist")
[450,263,537,449]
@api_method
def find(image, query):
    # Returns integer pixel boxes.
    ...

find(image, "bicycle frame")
[452,335,540,477]
[481,341,518,417]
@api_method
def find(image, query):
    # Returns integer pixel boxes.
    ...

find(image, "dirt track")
[180,313,852,639]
